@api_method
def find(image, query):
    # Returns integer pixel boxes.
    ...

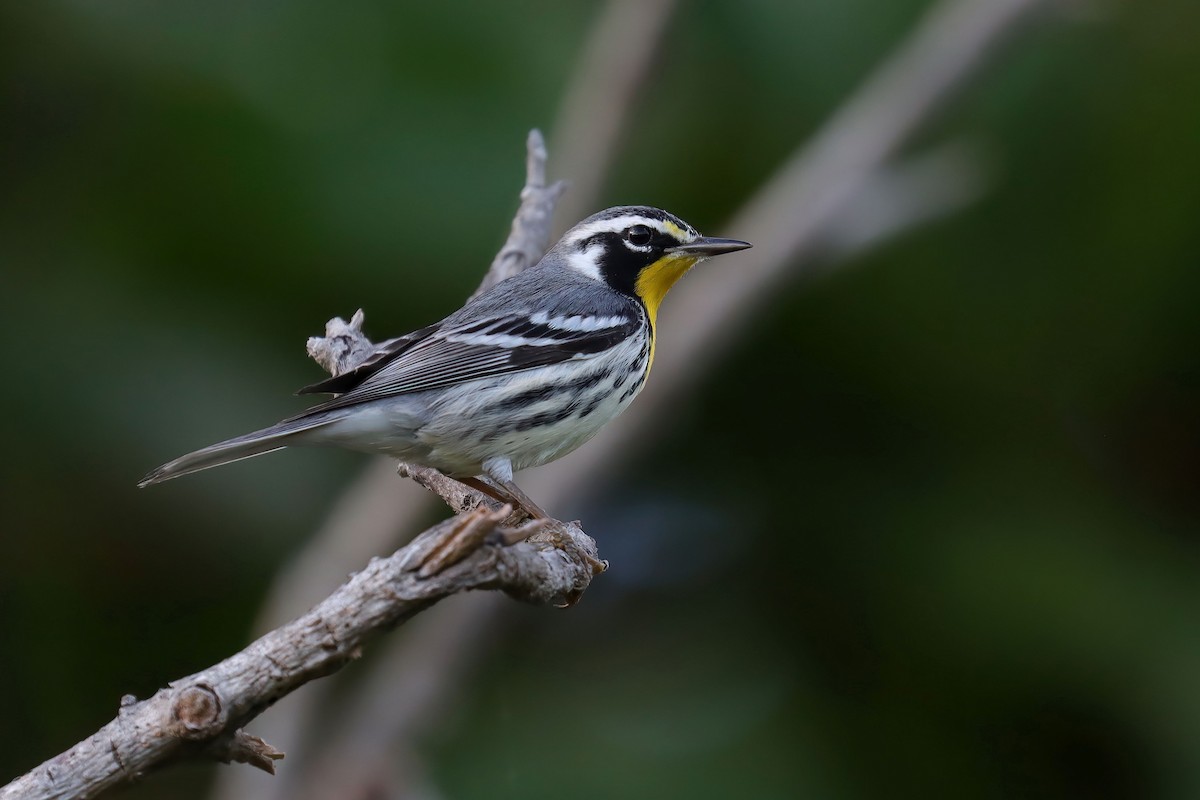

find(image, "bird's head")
[553,206,751,322]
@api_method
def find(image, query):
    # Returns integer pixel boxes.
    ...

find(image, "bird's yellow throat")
[634,253,700,375]
[634,253,699,326]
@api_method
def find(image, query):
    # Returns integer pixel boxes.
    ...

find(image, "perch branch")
[0,507,599,800]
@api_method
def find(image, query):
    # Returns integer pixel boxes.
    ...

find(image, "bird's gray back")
[445,258,637,324]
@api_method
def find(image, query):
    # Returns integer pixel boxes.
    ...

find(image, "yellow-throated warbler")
[139,206,751,517]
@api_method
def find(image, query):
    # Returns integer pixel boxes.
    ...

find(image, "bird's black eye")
[625,224,653,247]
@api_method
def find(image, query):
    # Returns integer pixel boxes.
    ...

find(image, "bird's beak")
[666,237,753,257]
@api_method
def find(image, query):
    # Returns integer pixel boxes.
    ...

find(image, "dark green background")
[3,1,1198,798]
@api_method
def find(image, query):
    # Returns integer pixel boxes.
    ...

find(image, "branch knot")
[172,685,224,738]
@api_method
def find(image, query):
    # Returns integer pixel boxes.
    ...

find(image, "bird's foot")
[518,518,608,577]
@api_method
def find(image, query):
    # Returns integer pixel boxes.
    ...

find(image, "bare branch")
[206,730,285,775]
[0,508,600,800]
[304,309,373,379]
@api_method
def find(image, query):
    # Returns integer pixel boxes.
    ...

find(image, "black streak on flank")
[577,393,606,419]
[509,405,578,433]
[620,374,646,403]
[619,349,650,403]
[492,369,611,413]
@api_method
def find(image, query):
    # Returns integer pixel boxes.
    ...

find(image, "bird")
[139,205,751,518]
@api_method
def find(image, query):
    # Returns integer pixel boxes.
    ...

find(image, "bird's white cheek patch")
[565,243,604,281]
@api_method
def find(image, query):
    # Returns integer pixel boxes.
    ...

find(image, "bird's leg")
[480,456,551,520]
[492,478,550,521]
[461,474,549,525]
[458,476,515,509]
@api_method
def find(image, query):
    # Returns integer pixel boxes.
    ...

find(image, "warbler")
[139,206,750,517]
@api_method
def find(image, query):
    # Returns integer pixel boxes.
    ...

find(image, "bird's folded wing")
[287,311,640,419]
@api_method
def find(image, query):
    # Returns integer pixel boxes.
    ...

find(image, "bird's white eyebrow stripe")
[563,215,697,246]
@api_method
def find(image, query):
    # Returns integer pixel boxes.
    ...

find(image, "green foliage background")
[2,1,1198,798]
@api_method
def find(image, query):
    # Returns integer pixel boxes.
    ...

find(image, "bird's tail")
[138,413,339,487]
